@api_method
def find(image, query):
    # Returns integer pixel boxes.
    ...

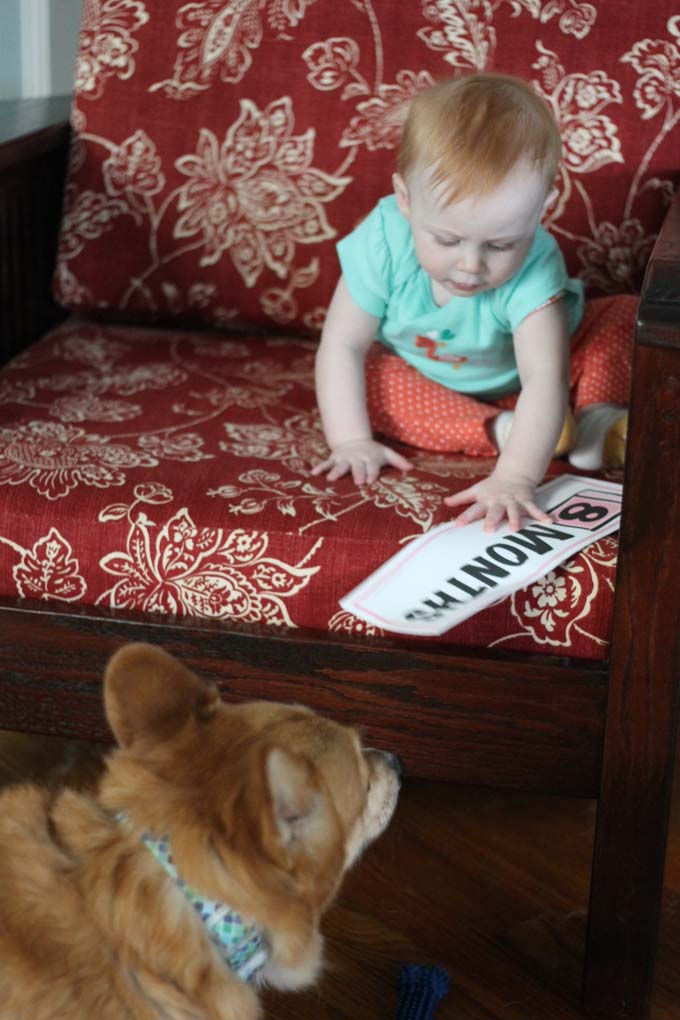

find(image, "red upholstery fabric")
[0,319,618,659]
[4,1,678,660]
[55,2,679,333]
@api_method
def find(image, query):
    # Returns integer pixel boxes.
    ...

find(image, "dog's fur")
[0,643,400,1019]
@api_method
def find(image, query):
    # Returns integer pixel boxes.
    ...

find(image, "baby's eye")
[434,235,460,248]
[487,242,515,252]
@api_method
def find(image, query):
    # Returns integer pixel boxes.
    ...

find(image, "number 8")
[559,501,608,523]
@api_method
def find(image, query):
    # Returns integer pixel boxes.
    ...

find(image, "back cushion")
[54,1,680,333]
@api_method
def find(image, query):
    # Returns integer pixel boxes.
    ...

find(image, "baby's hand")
[444,470,551,532]
[311,439,413,485]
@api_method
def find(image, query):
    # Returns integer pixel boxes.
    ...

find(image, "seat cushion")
[0,319,619,660]
[53,0,678,334]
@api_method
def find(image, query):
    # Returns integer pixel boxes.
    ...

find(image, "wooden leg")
[583,693,679,1018]
[583,347,680,1018]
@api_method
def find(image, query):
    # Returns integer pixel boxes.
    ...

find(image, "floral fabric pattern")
[0,320,619,656]
[54,0,679,333]
[76,0,150,100]
[3,0,675,660]
[174,98,349,284]
[12,528,87,603]
[98,503,321,624]
[0,420,157,500]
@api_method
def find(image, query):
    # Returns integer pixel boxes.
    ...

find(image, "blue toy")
[395,963,450,1020]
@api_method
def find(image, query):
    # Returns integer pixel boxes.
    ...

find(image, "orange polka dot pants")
[365,294,637,457]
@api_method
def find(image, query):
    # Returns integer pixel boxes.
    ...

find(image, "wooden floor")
[1,731,678,1020]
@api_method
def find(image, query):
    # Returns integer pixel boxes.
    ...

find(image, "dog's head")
[101,643,400,922]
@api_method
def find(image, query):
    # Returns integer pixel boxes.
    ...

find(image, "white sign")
[340,474,623,636]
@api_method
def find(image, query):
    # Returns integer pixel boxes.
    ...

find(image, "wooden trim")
[637,188,680,346]
[0,96,71,168]
[0,597,608,794]
[0,98,71,362]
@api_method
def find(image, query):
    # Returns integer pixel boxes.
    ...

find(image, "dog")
[0,642,401,1019]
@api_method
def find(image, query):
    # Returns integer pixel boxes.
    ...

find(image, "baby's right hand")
[311,439,413,485]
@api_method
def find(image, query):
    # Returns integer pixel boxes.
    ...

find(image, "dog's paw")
[259,930,324,991]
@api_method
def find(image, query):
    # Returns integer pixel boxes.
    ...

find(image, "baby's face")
[394,160,551,304]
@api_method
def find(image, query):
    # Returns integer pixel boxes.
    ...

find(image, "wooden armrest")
[0,96,71,169]
[0,97,71,364]
[637,188,680,347]
[617,184,680,669]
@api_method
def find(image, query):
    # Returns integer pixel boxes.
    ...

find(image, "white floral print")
[175,98,349,282]
[76,0,150,99]
[150,0,318,99]
[0,421,157,501]
[98,506,321,624]
[13,529,87,602]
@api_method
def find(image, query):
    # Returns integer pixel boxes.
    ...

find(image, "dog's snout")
[385,751,405,781]
[366,748,405,782]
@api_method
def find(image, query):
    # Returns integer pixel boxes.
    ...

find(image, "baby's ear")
[393,173,411,217]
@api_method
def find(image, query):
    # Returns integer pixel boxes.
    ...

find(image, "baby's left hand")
[444,470,552,532]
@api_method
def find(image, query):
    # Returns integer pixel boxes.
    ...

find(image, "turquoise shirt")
[337,195,584,399]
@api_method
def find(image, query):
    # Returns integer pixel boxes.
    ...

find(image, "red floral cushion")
[0,318,618,660]
[54,1,679,333]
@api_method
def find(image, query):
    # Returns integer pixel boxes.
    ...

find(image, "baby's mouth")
[451,280,481,293]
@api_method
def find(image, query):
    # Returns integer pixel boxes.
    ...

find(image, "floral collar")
[119,814,268,983]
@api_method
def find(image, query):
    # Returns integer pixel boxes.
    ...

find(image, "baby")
[313,72,632,531]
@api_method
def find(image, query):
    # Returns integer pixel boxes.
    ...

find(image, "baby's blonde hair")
[398,72,561,205]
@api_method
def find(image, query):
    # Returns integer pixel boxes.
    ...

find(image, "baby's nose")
[458,246,484,274]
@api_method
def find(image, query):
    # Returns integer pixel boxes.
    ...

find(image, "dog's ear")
[104,643,220,748]
[261,746,334,856]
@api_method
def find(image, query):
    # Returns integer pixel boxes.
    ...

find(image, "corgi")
[0,642,401,1019]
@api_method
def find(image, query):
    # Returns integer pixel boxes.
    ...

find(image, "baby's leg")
[365,346,506,457]
[365,347,576,460]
